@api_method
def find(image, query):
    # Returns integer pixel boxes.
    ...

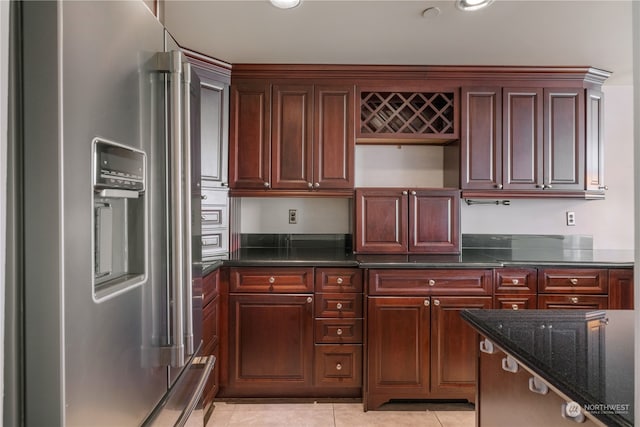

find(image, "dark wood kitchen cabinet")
[355,188,460,254]
[226,293,314,396]
[609,268,634,309]
[493,268,538,310]
[462,84,597,198]
[229,78,354,194]
[366,269,492,410]
[537,268,609,310]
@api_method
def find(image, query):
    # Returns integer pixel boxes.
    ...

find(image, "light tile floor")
[207,402,475,427]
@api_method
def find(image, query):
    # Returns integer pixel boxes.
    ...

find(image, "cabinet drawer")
[494,268,537,294]
[315,268,363,293]
[315,319,363,344]
[315,293,363,318]
[537,294,608,310]
[229,267,314,293]
[494,295,537,310]
[314,344,362,387]
[538,269,608,294]
[203,270,219,307]
[368,269,492,296]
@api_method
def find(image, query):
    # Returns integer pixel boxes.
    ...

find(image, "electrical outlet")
[566,211,576,226]
[289,209,297,224]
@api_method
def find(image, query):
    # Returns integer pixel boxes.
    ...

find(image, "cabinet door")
[355,189,408,253]
[193,64,229,188]
[313,85,355,189]
[366,297,430,410]
[228,294,314,394]
[502,88,543,190]
[272,84,314,189]
[543,88,585,190]
[586,89,605,192]
[229,80,271,189]
[430,296,492,398]
[461,87,502,190]
[409,189,460,253]
[609,268,634,309]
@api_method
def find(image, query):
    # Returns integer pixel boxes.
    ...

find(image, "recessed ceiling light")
[456,0,494,11]
[270,0,301,9]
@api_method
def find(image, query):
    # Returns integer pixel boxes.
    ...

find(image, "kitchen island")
[461,309,634,427]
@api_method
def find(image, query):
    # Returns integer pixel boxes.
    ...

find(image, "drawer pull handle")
[570,278,578,285]
[307,182,313,188]
[336,363,342,371]
[501,355,519,373]
[336,328,343,336]
[336,302,343,310]
[336,277,343,285]
[571,297,579,304]
[306,297,313,304]
[529,376,549,395]
[428,279,435,286]
[512,304,519,310]
[268,277,275,284]
[512,279,519,285]
[433,299,440,306]
[424,299,430,307]
[479,338,497,354]
[263,182,270,188]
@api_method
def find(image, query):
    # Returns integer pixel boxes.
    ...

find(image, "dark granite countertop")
[461,309,634,427]
[212,248,633,269]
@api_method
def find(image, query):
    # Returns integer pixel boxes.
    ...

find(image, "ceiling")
[163,0,633,85]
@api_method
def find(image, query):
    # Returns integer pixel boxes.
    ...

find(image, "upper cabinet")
[229,71,355,196]
[460,67,609,199]
[229,65,610,199]
[187,52,231,189]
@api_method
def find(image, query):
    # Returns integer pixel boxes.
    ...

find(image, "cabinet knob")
[424,299,430,306]
[599,185,609,190]
[336,328,343,336]
[221,182,228,187]
[268,276,276,284]
[495,184,503,189]
[336,277,343,285]
[201,215,206,220]
[428,279,435,286]
[433,299,440,306]
[314,182,320,188]
[307,182,313,188]
[336,363,343,371]
[410,191,416,195]
[571,297,579,304]
[512,304,519,310]
[201,194,207,200]
[336,302,343,310]
[569,278,578,285]
[263,182,270,188]
[402,191,408,195]
[512,279,519,285]
[307,297,313,304]
[535,184,545,189]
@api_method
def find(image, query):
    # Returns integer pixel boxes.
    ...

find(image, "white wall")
[239,86,634,250]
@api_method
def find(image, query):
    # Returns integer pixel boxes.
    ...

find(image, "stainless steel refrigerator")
[11,1,212,425]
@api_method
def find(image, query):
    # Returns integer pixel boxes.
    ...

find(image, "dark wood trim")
[230,64,610,86]
[229,189,354,198]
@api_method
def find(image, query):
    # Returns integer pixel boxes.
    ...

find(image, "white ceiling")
[163,0,633,85]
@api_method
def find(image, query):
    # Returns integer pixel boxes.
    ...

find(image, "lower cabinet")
[226,293,314,396]
[366,295,492,410]
[202,269,220,422]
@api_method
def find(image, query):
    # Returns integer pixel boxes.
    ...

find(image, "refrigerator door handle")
[168,50,185,367]
[182,59,194,356]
